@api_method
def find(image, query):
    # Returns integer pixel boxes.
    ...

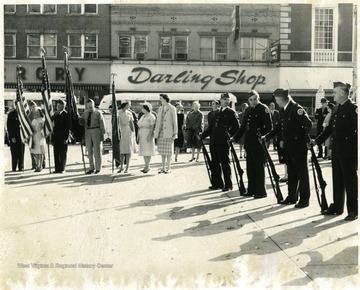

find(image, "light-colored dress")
[322,112,332,147]
[118,109,134,154]
[30,118,45,155]
[138,113,156,156]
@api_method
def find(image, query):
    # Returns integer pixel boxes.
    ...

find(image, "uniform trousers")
[85,128,103,171]
[285,152,310,203]
[53,141,68,172]
[10,142,25,171]
[209,143,232,189]
[331,157,358,215]
[246,149,266,196]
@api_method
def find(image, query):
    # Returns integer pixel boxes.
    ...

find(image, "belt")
[87,126,100,129]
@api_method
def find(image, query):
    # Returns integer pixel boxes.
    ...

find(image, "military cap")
[220,92,230,99]
[320,97,328,103]
[57,99,66,106]
[28,100,36,107]
[333,82,351,90]
[272,88,289,98]
[248,90,259,98]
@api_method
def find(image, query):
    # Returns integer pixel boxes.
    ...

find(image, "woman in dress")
[138,102,156,173]
[30,108,45,172]
[174,102,185,162]
[154,93,178,174]
[186,101,204,162]
[118,101,134,173]
[322,102,334,160]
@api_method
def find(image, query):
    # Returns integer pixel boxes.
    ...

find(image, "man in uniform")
[51,99,71,173]
[207,99,220,127]
[80,99,106,174]
[314,98,329,158]
[264,88,312,208]
[232,90,272,198]
[7,102,25,171]
[202,93,239,192]
[313,82,357,221]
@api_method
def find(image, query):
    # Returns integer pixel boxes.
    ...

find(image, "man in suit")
[80,99,106,174]
[314,98,329,158]
[202,93,239,192]
[264,88,312,208]
[51,99,71,173]
[7,102,25,171]
[232,90,272,198]
[312,82,357,221]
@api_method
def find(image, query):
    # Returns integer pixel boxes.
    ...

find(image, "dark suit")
[202,106,239,189]
[7,110,25,171]
[234,103,272,197]
[52,110,71,172]
[315,99,358,216]
[314,106,329,157]
[266,101,312,204]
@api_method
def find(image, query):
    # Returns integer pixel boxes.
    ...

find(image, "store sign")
[113,64,279,92]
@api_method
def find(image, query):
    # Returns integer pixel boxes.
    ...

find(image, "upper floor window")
[68,4,98,15]
[119,35,147,60]
[200,36,228,61]
[159,36,188,60]
[27,4,56,14]
[5,34,16,58]
[315,8,334,49]
[68,34,98,59]
[240,37,269,61]
[4,5,16,14]
[27,34,57,58]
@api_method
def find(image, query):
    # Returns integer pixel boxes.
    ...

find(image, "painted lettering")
[246,75,257,84]
[19,67,26,80]
[174,71,188,83]
[182,70,193,83]
[128,67,151,84]
[36,67,42,80]
[236,70,246,84]
[251,75,266,89]
[56,68,65,81]
[75,67,85,81]
[150,74,166,83]
[215,70,238,85]
[200,75,214,90]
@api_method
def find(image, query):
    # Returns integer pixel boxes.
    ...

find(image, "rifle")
[307,133,328,212]
[226,130,246,195]
[200,139,212,184]
[257,130,284,203]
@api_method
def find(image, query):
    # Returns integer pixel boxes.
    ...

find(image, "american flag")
[15,67,35,142]
[40,50,54,137]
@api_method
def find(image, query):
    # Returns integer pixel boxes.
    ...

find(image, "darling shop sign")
[113,64,279,92]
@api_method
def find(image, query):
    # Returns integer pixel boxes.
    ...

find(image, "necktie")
[87,111,92,127]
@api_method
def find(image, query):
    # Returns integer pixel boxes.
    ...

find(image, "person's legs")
[161,155,166,171]
[119,154,125,172]
[166,155,172,171]
[174,147,179,162]
[196,148,201,161]
[124,154,131,172]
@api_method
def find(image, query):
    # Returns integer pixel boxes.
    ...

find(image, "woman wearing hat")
[117,101,134,173]
[174,102,185,162]
[138,102,156,173]
[154,94,178,173]
[186,101,204,162]
[30,108,46,172]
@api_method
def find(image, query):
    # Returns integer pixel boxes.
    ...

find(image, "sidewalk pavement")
[0,144,358,290]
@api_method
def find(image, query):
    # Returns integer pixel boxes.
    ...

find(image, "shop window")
[200,36,228,61]
[68,34,98,59]
[159,36,188,60]
[240,37,269,61]
[119,35,147,59]
[68,4,97,15]
[27,34,57,58]
[5,34,16,58]
[27,4,56,14]
[4,5,16,14]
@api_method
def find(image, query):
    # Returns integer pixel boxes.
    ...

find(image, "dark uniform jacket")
[266,100,312,156]
[202,107,239,145]
[271,109,280,126]
[52,110,71,143]
[315,99,357,158]
[233,103,272,151]
[207,109,218,128]
[314,107,329,133]
[7,110,21,143]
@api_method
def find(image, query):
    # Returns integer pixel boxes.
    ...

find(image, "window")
[5,34,16,58]
[159,36,188,60]
[200,36,228,61]
[240,37,269,61]
[68,34,98,59]
[4,5,16,14]
[119,35,147,59]
[315,8,333,49]
[68,4,97,15]
[27,4,56,14]
[27,34,57,58]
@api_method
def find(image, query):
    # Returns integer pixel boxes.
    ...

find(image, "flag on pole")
[111,74,121,164]
[15,66,34,143]
[232,5,241,42]
[40,49,54,137]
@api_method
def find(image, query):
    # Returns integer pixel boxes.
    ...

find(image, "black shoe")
[279,177,288,183]
[86,170,94,174]
[208,186,222,190]
[280,197,296,205]
[94,170,100,174]
[344,213,358,221]
[52,171,60,174]
[254,194,267,199]
[322,204,342,215]
[241,192,254,197]
[222,187,233,192]
[295,202,309,208]
[316,155,322,159]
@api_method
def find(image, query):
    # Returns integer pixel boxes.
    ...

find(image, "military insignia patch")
[297,109,304,115]
[265,108,270,113]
